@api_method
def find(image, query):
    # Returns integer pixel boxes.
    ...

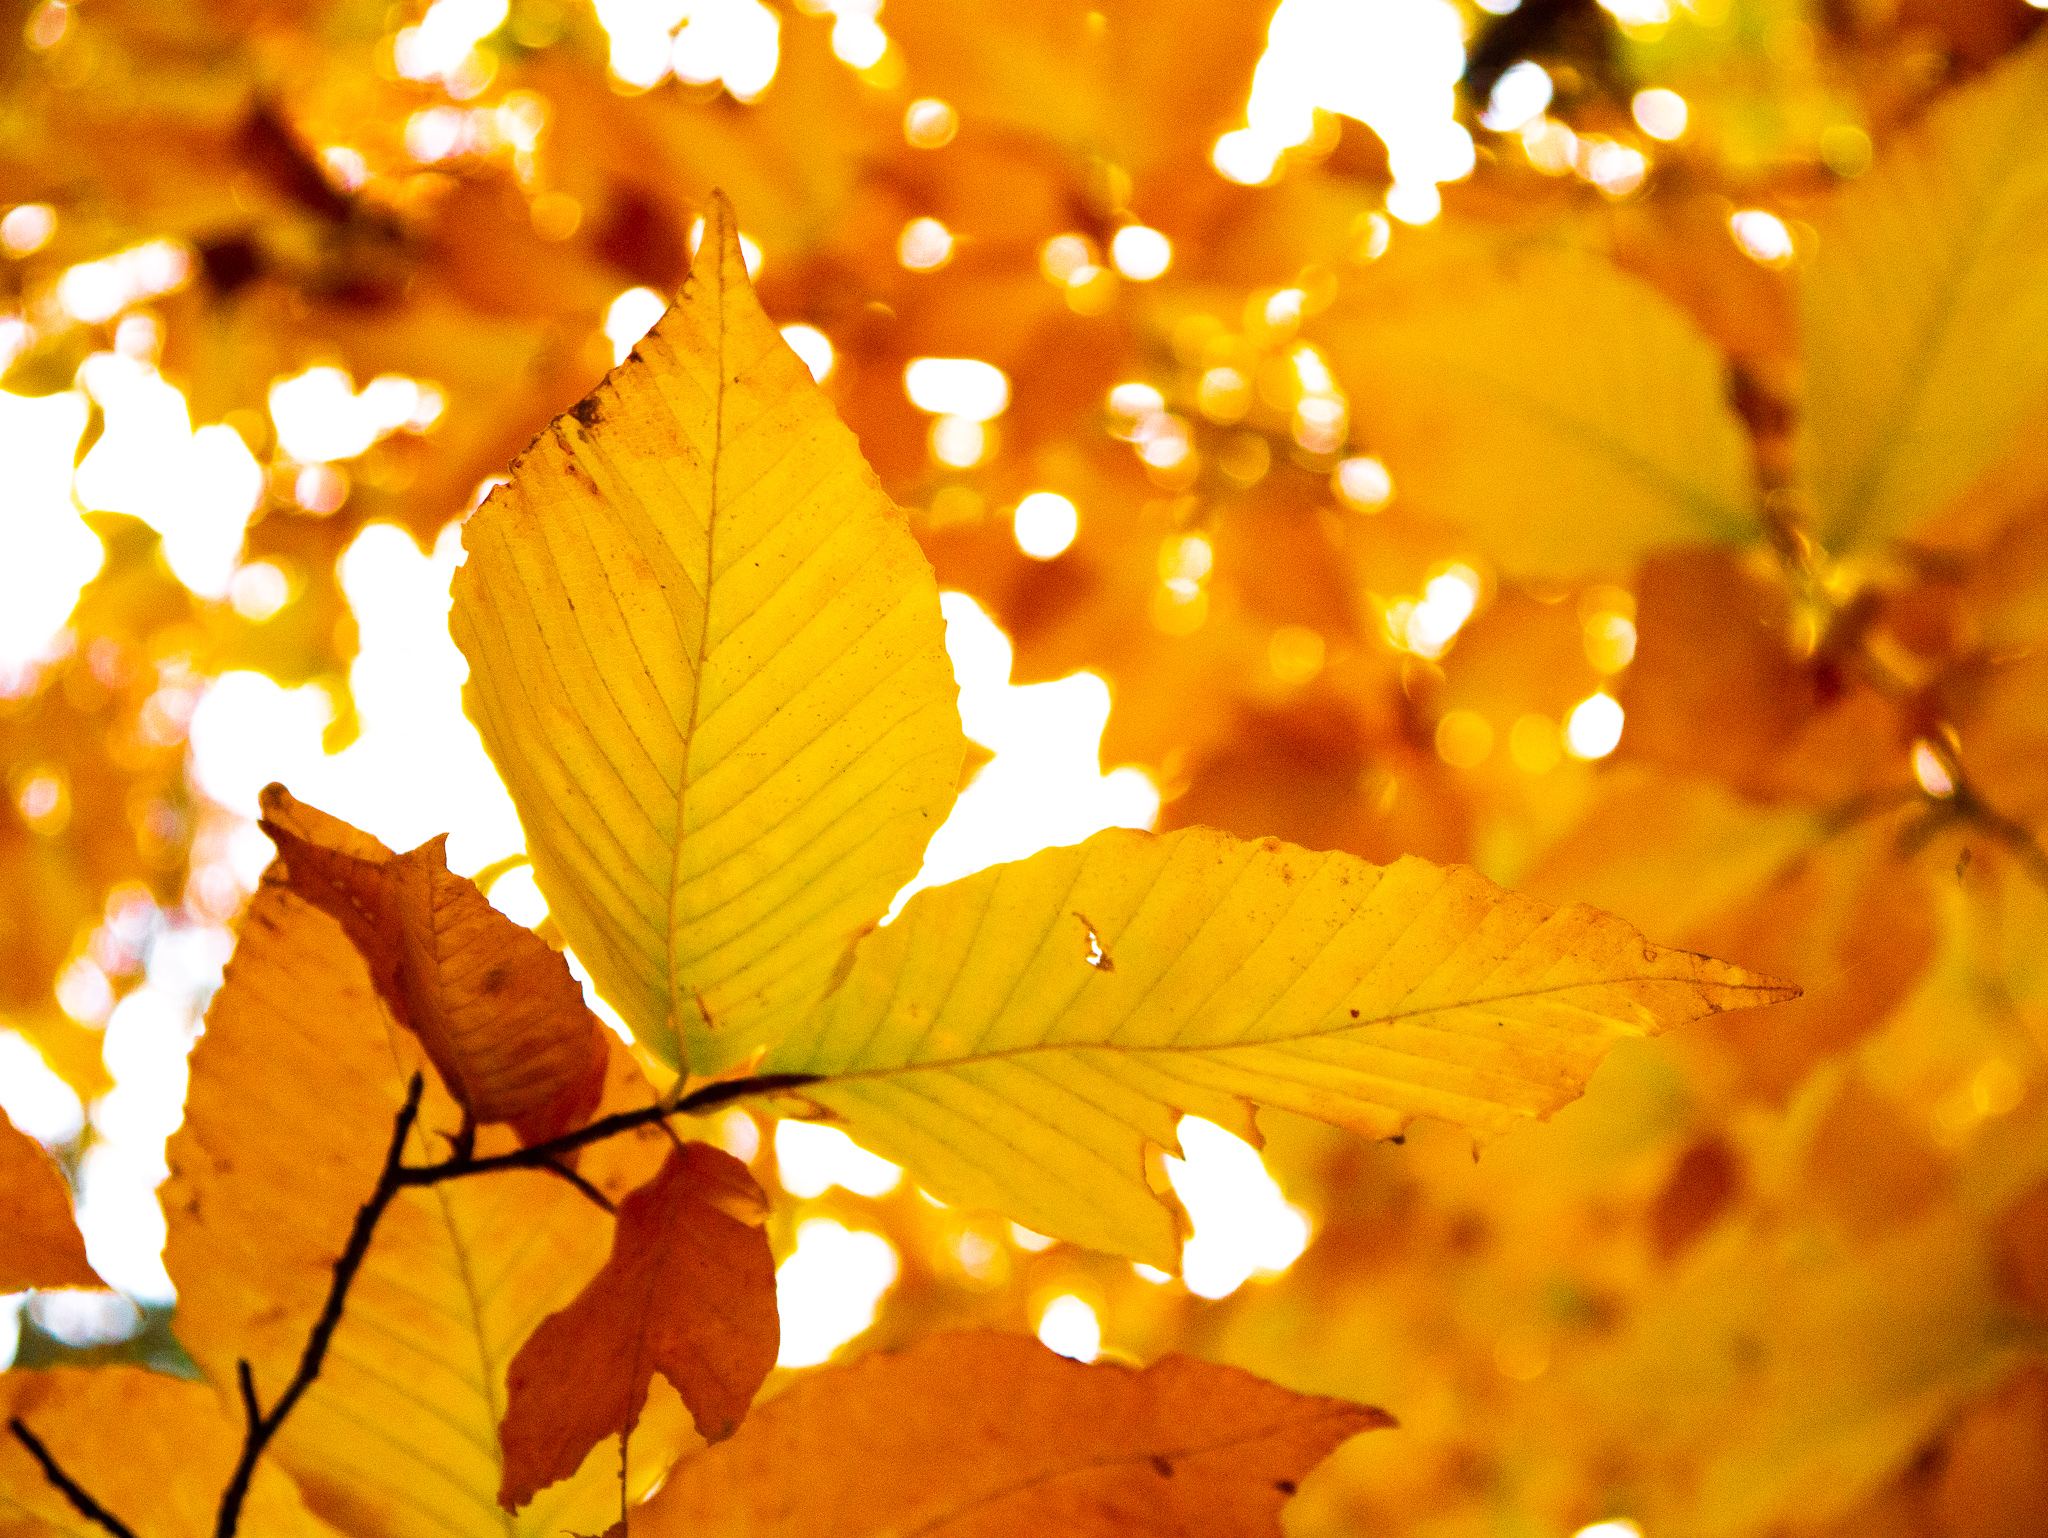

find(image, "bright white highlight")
[1012,492,1079,560]
[773,1121,904,1199]
[77,354,264,598]
[1036,1294,1102,1362]
[56,240,192,323]
[605,287,668,366]
[1334,455,1393,512]
[1226,0,1472,218]
[1911,740,1956,799]
[1389,565,1480,658]
[1572,1523,1644,1538]
[776,1219,898,1367]
[1110,225,1172,281]
[779,323,834,382]
[1729,209,1795,267]
[268,366,439,465]
[0,1030,85,1145]
[393,0,507,81]
[1632,88,1688,140]
[1165,1117,1312,1300]
[0,390,101,673]
[1,203,55,256]
[1565,692,1625,759]
[1480,61,1552,133]
[671,0,782,100]
[188,522,526,873]
[890,595,1158,915]
[904,357,1009,421]
[897,216,954,271]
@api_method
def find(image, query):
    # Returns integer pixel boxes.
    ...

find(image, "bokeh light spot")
[1035,1294,1101,1362]
[774,1120,903,1199]
[1013,492,1079,560]
[1565,693,1625,759]
[775,1219,898,1368]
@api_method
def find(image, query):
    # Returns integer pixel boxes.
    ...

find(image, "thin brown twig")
[235,1360,262,1437]
[393,1072,820,1189]
[11,1068,818,1537]
[8,1416,141,1538]
[213,1070,427,1538]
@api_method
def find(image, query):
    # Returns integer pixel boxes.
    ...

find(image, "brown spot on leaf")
[1151,1455,1173,1477]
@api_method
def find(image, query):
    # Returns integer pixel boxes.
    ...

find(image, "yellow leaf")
[629,1331,1391,1537]
[1,1365,335,1538]
[1804,32,2048,553]
[1320,240,1758,578]
[162,880,686,1538]
[0,1107,104,1293]
[762,826,1796,1266]
[451,191,964,1074]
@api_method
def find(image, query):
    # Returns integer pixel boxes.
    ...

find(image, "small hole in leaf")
[1073,912,1114,971]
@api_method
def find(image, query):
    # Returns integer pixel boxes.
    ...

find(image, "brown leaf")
[257,783,608,1139]
[497,1142,778,1512]
[629,1331,1392,1537]
[0,1107,104,1292]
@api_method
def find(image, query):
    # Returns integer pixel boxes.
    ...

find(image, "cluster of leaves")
[3,0,2048,1533]
[2,201,1785,1533]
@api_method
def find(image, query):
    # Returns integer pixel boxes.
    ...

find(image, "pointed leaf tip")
[452,191,965,1074]
[763,827,1813,1266]
[0,1107,106,1292]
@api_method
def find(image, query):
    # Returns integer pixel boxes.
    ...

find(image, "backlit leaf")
[1803,32,2048,552]
[257,783,608,1141]
[496,1141,777,1511]
[162,877,686,1538]
[629,1331,1391,1537]
[763,826,1796,1266]
[451,191,965,1076]
[1320,241,1758,578]
[0,1107,103,1292]
[0,1365,334,1538]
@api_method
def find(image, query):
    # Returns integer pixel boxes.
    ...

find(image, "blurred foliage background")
[4,0,2048,1533]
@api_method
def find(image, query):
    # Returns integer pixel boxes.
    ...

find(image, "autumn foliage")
[5,1,2048,1535]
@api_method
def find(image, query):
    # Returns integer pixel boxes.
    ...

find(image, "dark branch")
[215,1071,426,1538]
[394,1071,820,1189]
[235,1360,262,1436]
[9,1416,141,1538]
[202,1068,815,1534]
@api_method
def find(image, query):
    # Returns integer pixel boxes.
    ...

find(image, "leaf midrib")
[802,973,1779,1084]
[672,232,727,1050]
[1826,91,2036,548]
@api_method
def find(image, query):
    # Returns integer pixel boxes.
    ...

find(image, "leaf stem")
[7,1416,141,1538]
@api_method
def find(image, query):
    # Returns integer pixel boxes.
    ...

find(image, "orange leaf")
[257,783,608,1140]
[497,1141,778,1512]
[0,1107,104,1292]
[629,1332,1392,1536]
